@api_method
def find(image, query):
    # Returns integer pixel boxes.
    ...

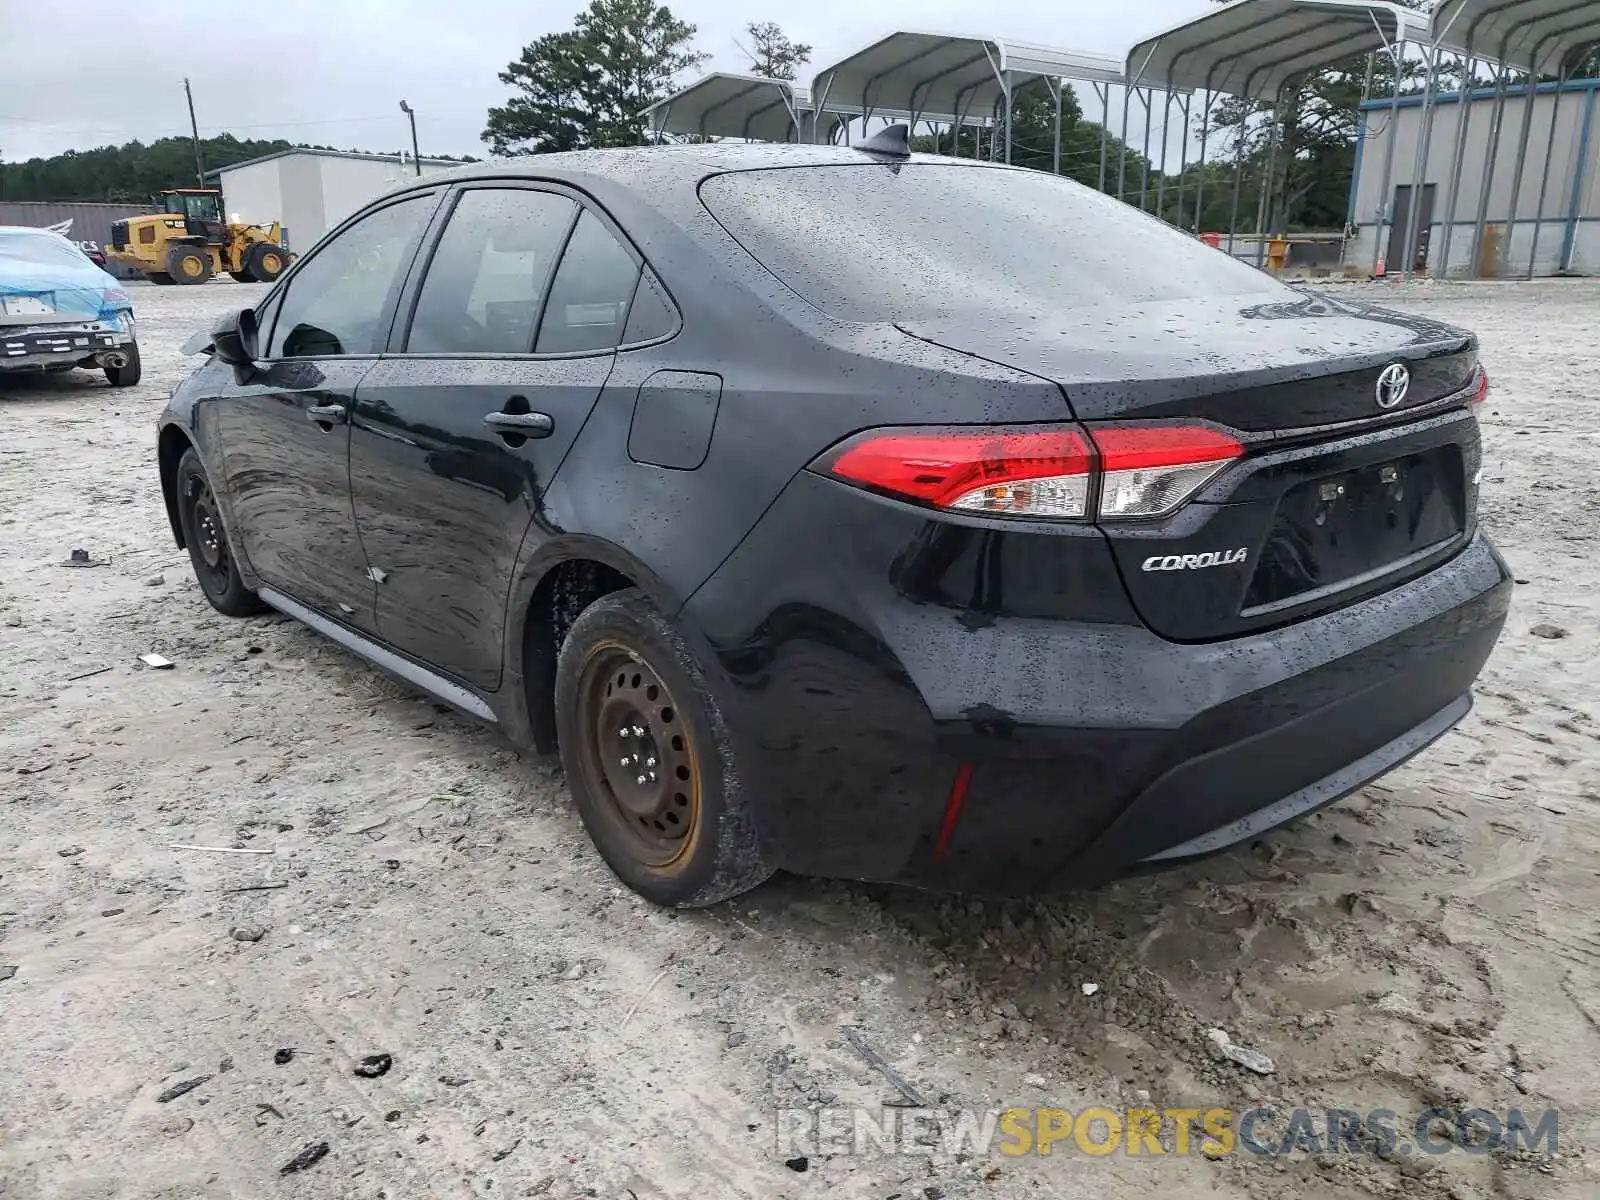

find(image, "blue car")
[0,226,140,386]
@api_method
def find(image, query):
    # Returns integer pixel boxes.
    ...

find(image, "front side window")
[407,189,577,354]
[534,211,641,355]
[266,194,433,358]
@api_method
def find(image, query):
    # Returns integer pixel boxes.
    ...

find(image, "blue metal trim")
[1562,85,1599,269]
[1359,76,1600,112]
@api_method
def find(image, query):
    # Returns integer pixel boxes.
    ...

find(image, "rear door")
[213,191,439,624]
[349,184,645,689]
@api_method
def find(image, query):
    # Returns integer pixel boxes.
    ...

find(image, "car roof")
[386,142,995,201]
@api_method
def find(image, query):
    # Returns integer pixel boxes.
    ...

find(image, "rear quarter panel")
[530,173,1080,618]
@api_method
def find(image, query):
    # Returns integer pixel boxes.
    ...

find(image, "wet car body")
[158,142,1509,896]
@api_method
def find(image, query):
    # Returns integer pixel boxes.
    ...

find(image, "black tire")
[554,588,772,907]
[104,343,141,387]
[244,242,286,283]
[227,270,254,284]
[166,245,212,285]
[175,449,264,617]
[146,271,174,285]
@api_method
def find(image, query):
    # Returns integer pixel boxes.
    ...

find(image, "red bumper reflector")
[932,761,975,863]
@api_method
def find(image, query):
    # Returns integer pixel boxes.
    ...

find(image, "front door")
[215,357,376,620]
[212,190,439,624]
[349,188,646,690]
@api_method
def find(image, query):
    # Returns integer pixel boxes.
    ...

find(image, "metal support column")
[1399,46,1441,281]
[1003,72,1014,165]
[1139,88,1154,209]
[1227,114,1248,260]
[1470,63,1513,276]
[1370,40,1406,277]
[1561,82,1597,271]
[1193,89,1213,233]
[1118,85,1132,201]
[1168,92,1191,227]
[1097,83,1110,192]
[1343,53,1377,265]
[1437,47,1480,279]
[1529,69,1570,278]
[1256,99,1280,265]
[1052,78,1063,175]
[1500,64,1545,276]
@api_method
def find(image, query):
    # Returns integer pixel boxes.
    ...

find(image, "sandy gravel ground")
[1,278,1597,1200]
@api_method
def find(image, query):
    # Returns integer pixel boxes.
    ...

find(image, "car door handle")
[306,403,346,426]
[482,411,554,437]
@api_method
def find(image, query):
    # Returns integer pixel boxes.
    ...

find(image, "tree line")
[0,133,476,205]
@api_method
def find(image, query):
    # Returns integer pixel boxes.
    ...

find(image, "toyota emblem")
[1376,362,1411,409]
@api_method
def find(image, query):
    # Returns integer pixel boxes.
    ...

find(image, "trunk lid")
[899,291,1481,641]
[898,291,1476,429]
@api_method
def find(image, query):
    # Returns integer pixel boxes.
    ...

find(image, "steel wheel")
[184,473,232,597]
[173,449,264,619]
[574,641,701,870]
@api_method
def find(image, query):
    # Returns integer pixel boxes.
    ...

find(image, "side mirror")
[211,308,260,367]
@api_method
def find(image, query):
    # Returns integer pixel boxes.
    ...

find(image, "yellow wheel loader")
[107,189,291,285]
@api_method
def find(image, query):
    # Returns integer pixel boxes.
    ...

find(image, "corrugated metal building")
[209,149,462,254]
[0,201,152,278]
[1350,78,1600,278]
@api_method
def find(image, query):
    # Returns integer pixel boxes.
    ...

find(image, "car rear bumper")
[683,472,1511,895]
[0,321,132,371]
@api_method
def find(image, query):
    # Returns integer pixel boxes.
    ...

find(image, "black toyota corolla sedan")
[157,135,1509,907]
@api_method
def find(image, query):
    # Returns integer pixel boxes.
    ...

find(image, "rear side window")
[622,267,677,343]
[699,164,1285,322]
[534,211,640,354]
[407,188,577,354]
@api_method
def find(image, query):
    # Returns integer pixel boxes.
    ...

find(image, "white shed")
[211,149,463,255]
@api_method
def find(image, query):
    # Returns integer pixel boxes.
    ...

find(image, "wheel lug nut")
[645,757,656,768]
[635,774,647,786]
[619,757,629,767]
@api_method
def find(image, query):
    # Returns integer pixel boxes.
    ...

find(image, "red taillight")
[817,422,1243,521]
[823,425,1095,518]
[1469,366,1490,406]
[102,289,129,305]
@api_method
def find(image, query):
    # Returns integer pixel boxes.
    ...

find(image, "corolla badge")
[1142,548,1249,572]
[1376,362,1411,409]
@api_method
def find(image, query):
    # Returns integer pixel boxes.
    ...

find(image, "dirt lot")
[1,278,1597,1200]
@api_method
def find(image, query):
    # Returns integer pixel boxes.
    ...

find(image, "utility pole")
[183,78,205,188]
[399,100,421,176]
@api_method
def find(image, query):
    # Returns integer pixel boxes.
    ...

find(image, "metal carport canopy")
[1125,0,1431,99]
[808,30,1125,126]
[641,72,809,141]
[1431,0,1600,73]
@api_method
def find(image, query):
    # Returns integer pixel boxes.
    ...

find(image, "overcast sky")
[0,0,1208,162]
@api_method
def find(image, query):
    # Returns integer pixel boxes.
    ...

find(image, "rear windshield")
[699,163,1282,323]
